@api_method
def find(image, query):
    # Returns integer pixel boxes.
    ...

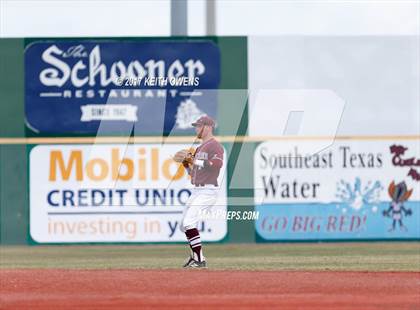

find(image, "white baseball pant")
[180,187,218,232]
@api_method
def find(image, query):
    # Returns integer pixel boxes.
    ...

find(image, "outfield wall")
[0,37,253,244]
[0,36,419,244]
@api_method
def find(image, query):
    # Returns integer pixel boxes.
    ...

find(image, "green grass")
[1,243,419,271]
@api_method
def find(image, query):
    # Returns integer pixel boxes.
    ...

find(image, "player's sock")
[185,228,204,262]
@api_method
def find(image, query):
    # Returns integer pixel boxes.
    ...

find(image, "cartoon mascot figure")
[383,181,413,232]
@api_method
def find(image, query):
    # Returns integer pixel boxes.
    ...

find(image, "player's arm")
[182,161,193,175]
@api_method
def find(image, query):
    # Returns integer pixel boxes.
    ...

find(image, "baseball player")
[173,115,224,268]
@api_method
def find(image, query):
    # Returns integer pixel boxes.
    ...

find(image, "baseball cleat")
[182,256,195,268]
[185,259,207,269]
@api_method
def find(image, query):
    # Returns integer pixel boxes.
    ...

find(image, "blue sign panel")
[255,201,420,241]
[25,41,221,134]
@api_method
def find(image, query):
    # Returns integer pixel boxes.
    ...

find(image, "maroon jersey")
[189,138,224,186]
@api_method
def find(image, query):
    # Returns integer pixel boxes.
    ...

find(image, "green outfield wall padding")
[0,39,28,244]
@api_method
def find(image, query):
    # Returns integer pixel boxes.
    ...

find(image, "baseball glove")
[173,149,194,165]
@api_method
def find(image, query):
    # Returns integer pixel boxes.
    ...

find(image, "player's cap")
[192,115,216,127]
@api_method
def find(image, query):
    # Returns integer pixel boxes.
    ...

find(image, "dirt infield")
[1,269,419,309]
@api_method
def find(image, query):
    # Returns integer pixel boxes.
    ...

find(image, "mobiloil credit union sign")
[254,139,420,241]
[29,144,227,243]
[25,41,220,134]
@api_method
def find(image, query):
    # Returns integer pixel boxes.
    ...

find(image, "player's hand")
[183,152,194,165]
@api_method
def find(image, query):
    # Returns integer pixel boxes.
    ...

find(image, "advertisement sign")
[254,139,420,240]
[25,41,220,134]
[30,144,227,243]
